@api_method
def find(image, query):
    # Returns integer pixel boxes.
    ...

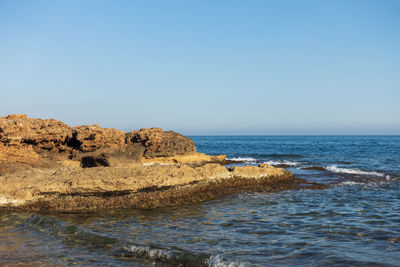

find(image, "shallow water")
[1,136,399,266]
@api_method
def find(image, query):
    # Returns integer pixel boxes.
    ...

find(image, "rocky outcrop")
[74,125,126,152]
[141,153,226,165]
[0,162,296,210]
[126,128,196,157]
[0,114,73,156]
[0,114,198,166]
[0,143,41,165]
[0,114,311,211]
[0,114,127,163]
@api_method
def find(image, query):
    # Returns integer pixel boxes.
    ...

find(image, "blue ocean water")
[1,136,399,266]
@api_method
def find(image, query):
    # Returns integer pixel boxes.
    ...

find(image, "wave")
[261,153,304,159]
[126,245,249,266]
[338,181,364,186]
[326,165,385,177]
[126,244,211,266]
[23,214,247,267]
[337,179,392,186]
[227,157,257,162]
[208,254,252,267]
[264,160,299,166]
[26,214,118,249]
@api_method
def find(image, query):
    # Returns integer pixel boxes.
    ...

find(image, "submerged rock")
[301,166,326,171]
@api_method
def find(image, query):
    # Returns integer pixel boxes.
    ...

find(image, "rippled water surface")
[1,136,400,266]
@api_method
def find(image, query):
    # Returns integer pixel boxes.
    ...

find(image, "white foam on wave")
[127,245,173,260]
[338,180,390,187]
[338,181,363,186]
[326,165,385,177]
[227,157,257,162]
[264,160,299,166]
[208,254,250,267]
[127,245,250,266]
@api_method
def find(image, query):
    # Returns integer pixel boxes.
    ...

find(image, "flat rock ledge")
[0,114,322,211]
[0,163,298,211]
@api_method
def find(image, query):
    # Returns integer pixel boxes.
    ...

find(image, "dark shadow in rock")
[65,132,82,149]
[81,155,110,168]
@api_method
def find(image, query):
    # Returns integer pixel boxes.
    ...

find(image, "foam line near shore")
[264,160,300,166]
[326,165,385,177]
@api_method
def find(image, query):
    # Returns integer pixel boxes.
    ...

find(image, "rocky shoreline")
[0,114,320,211]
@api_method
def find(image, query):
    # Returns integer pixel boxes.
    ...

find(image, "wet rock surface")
[0,162,296,211]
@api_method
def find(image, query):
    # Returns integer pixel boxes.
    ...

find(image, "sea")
[1,136,399,266]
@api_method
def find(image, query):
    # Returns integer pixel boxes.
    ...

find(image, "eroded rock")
[0,114,73,154]
[0,115,196,166]
[75,125,125,152]
[0,162,295,211]
[0,114,301,211]
[126,128,196,157]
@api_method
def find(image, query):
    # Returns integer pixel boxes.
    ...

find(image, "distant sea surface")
[1,136,399,266]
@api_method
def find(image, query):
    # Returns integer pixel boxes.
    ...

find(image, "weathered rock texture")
[0,114,313,211]
[0,162,297,210]
[126,128,196,157]
[0,114,198,167]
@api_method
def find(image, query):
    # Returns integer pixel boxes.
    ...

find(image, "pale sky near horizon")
[0,0,399,135]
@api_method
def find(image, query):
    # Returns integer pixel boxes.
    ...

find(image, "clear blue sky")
[1,0,399,134]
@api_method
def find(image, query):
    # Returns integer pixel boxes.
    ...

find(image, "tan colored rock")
[141,153,226,165]
[0,143,42,165]
[0,114,302,211]
[213,154,227,162]
[74,124,126,152]
[0,114,73,151]
[1,115,198,165]
[126,128,196,157]
[230,165,290,179]
[0,162,295,210]
[258,163,274,169]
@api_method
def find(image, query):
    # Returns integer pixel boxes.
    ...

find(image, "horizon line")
[186,134,400,136]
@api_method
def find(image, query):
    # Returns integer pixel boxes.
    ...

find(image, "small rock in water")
[301,166,326,171]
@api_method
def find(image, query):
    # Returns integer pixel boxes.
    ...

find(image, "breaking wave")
[126,244,211,266]
[21,214,247,267]
[208,254,252,267]
[338,181,365,186]
[126,245,249,266]
[326,165,385,177]
[227,157,257,162]
[264,160,299,166]
[261,153,304,159]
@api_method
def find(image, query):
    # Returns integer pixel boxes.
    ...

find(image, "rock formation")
[126,128,196,157]
[0,114,314,211]
[0,114,199,167]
